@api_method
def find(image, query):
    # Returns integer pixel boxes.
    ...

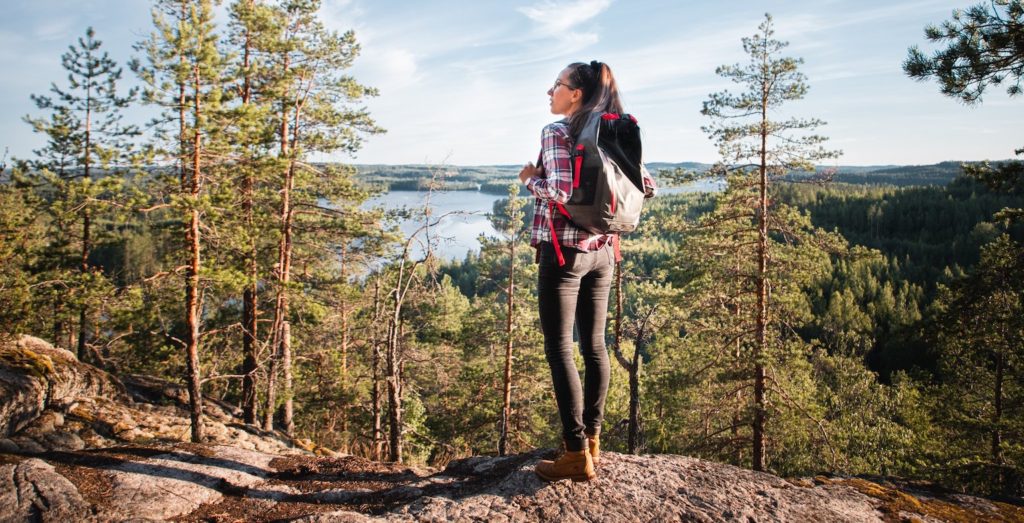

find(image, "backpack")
[545,111,649,265]
[563,111,648,234]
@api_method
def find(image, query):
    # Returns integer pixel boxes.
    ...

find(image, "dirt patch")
[41,447,169,508]
[51,460,113,515]
[169,454,412,522]
[0,454,24,466]
[175,451,540,521]
[172,496,338,523]
[270,454,420,479]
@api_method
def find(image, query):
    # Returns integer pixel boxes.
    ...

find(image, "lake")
[364,179,721,260]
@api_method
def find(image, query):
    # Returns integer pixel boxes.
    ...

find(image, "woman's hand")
[518,162,541,184]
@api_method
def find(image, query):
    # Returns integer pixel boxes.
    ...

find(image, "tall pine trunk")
[498,231,516,456]
[627,329,643,454]
[339,244,350,450]
[752,96,769,472]
[276,158,295,436]
[266,52,293,433]
[386,308,403,463]
[240,0,259,426]
[732,295,743,465]
[269,51,297,436]
[185,63,205,443]
[77,86,93,363]
[371,275,383,461]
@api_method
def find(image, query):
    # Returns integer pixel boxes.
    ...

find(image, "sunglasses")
[552,79,578,91]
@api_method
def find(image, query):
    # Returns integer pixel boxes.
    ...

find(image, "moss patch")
[825,477,1024,523]
[0,346,55,379]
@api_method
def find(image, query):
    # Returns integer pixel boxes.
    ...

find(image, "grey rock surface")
[95,445,298,521]
[1,439,1021,522]
[383,452,886,523]
[0,458,93,523]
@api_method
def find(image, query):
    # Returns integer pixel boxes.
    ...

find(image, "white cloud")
[517,0,611,50]
[321,0,366,34]
[518,0,611,34]
[32,17,75,42]
[357,46,420,92]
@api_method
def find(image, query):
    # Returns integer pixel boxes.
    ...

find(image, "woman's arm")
[641,164,658,199]
[525,124,573,204]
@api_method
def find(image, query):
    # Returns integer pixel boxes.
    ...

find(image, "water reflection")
[363,179,721,260]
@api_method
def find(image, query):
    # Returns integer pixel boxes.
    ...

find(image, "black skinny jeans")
[537,241,613,452]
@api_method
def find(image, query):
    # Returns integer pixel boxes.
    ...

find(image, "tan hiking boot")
[535,449,596,482]
[587,434,600,465]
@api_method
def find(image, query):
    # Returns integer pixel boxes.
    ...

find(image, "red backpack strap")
[613,234,622,263]
[553,202,573,220]
[573,144,584,188]
[547,201,566,266]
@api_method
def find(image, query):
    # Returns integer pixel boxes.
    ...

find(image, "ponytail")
[566,61,624,138]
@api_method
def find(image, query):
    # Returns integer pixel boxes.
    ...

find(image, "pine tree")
[22,27,138,360]
[497,184,526,456]
[611,277,673,454]
[262,0,383,436]
[225,0,285,426]
[0,162,48,338]
[700,13,843,471]
[904,0,1024,103]
[932,234,1024,495]
[134,0,228,442]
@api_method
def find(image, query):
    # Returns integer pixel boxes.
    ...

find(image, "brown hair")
[565,60,624,138]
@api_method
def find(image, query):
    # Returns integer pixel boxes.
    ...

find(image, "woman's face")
[548,67,582,117]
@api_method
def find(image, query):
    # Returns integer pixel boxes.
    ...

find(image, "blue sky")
[2,0,1022,166]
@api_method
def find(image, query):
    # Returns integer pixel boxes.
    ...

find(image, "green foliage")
[656,176,844,471]
[831,162,965,186]
[0,176,47,336]
[689,13,844,472]
[929,234,1024,496]
[13,26,139,358]
[904,0,1024,103]
[812,355,933,476]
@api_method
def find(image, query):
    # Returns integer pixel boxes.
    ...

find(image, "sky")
[1,0,1022,167]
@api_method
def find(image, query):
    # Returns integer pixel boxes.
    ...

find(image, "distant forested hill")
[830,161,965,185]
[350,160,999,192]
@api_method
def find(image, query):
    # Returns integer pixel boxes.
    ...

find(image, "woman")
[518,61,656,482]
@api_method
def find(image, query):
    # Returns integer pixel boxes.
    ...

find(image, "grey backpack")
[552,111,648,235]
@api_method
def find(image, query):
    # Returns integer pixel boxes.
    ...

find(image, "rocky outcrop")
[1,444,1022,522]
[1,336,1022,522]
[0,336,127,438]
[0,336,310,456]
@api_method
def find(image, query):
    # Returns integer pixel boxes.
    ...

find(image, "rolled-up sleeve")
[526,124,573,203]
[641,164,658,199]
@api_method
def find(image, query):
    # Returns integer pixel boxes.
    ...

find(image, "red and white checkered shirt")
[526,120,657,251]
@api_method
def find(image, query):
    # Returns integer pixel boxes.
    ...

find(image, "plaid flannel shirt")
[526,120,657,252]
